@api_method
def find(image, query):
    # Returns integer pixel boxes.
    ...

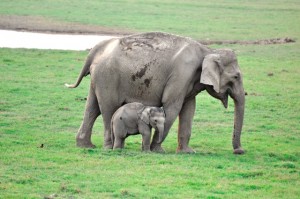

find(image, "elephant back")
[120,32,193,52]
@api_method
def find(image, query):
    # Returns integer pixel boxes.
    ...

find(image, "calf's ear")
[137,108,150,124]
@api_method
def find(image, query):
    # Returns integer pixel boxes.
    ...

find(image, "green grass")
[0,0,299,40]
[1,45,299,198]
[1,0,300,198]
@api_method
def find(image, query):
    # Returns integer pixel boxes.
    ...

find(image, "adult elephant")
[65,32,245,154]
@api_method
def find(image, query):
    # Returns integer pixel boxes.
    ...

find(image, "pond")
[0,30,115,51]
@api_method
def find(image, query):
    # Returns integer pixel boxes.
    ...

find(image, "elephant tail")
[65,39,113,88]
[64,55,92,88]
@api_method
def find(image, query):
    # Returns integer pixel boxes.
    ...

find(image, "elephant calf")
[111,102,165,151]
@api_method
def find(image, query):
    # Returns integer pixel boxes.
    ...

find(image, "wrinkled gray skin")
[111,102,165,151]
[66,32,245,154]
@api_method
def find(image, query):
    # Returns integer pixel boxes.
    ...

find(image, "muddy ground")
[0,15,134,36]
[0,15,295,45]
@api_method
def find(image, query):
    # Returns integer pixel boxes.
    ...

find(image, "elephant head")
[200,49,245,154]
[139,107,166,143]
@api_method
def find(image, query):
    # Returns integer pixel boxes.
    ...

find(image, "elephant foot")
[104,140,113,149]
[176,146,196,154]
[104,144,113,149]
[142,145,151,152]
[150,144,165,153]
[233,147,245,155]
[112,147,123,151]
[76,138,96,148]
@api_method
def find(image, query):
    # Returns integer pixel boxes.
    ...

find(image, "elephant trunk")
[110,120,115,148]
[231,89,245,154]
[157,124,165,143]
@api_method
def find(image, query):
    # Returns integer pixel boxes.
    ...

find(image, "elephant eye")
[234,73,240,80]
[154,120,157,123]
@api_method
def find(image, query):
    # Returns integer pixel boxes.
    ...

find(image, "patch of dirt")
[0,15,134,36]
[0,15,296,45]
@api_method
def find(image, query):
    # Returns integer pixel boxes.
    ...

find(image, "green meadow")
[0,0,299,198]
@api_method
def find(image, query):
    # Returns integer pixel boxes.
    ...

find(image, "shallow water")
[0,30,115,51]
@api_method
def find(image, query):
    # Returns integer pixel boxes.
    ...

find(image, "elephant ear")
[137,107,150,125]
[200,54,223,93]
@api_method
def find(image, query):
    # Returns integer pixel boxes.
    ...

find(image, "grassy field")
[0,0,299,40]
[1,0,300,198]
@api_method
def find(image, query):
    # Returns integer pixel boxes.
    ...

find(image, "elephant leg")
[76,86,100,148]
[101,105,121,149]
[150,130,165,152]
[121,138,125,148]
[177,97,196,153]
[113,136,125,149]
[150,102,183,153]
[142,132,151,152]
[112,121,126,149]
